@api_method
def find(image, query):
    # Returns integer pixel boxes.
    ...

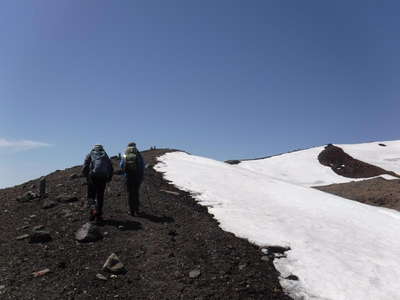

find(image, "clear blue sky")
[1,0,399,188]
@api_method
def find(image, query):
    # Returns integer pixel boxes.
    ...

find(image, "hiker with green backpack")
[120,142,144,216]
[82,144,114,223]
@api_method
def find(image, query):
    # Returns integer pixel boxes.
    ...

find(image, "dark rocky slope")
[0,149,291,300]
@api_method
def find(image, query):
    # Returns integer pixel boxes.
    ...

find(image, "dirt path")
[0,149,290,300]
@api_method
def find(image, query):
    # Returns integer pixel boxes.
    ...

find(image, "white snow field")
[238,141,400,187]
[155,141,400,300]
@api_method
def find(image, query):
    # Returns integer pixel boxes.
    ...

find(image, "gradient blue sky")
[1,0,399,188]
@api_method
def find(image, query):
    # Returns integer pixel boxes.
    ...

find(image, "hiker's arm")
[81,154,91,177]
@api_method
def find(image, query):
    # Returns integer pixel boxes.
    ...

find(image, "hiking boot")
[95,215,104,225]
[89,208,97,222]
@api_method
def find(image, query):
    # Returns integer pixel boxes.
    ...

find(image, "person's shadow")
[102,219,142,231]
[136,212,174,224]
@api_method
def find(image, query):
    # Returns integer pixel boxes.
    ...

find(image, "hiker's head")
[93,144,104,151]
[127,142,136,147]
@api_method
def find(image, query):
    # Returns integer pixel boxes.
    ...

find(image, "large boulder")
[75,222,103,243]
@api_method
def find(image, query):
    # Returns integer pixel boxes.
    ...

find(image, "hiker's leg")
[87,176,96,208]
[133,182,141,213]
[95,180,106,216]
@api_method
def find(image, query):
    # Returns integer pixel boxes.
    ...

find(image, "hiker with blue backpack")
[120,142,144,216]
[82,144,113,223]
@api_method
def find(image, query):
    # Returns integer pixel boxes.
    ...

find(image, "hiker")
[120,142,144,216]
[82,144,113,223]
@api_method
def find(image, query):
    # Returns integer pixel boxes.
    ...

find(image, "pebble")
[33,225,45,231]
[96,273,107,281]
[189,269,201,279]
[0,285,5,290]
[261,256,270,262]
[16,234,30,240]
[261,248,269,255]
[32,268,50,277]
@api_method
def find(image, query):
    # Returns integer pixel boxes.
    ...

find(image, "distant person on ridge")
[82,144,113,223]
[120,142,144,216]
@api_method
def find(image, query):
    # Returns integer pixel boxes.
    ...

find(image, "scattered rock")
[56,194,78,203]
[17,225,30,230]
[286,274,299,281]
[102,253,127,274]
[238,264,247,271]
[29,231,52,243]
[160,189,180,196]
[261,256,270,262]
[32,268,50,277]
[261,248,269,255]
[75,222,103,243]
[42,199,57,209]
[225,160,241,165]
[60,208,73,218]
[30,184,36,189]
[96,273,107,281]
[30,214,37,219]
[189,269,201,279]
[56,183,64,188]
[118,225,125,231]
[16,234,30,240]
[0,285,5,290]
[17,191,39,202]
[33,225,45,231]
[378,143,387,147]
[69,173,78,179]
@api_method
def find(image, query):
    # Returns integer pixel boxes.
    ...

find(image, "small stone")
[189,269,201,279]
[60,208,73,218]
[17,225,30,230]
[75,222,103,243]
[56,183,63,188]
[110,274,117,279]
[261,256,269,262]
[160,189,180,196]
[29,231,52,243]
[33,225,45,231]
[32,268,50,277]
[261,248,269,255]
[42,199,57,209]
[16,234,30,240]
[286,274,299,281]
[96,273,107,281]
[69,173,78,180]
[0,285,5,290]
[56,194,78,203]
[118,225,125,231]
[30,214,37,219]
[238,264,247,270]
[103,253,127,274]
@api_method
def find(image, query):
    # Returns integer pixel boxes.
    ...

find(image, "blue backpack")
[90,150,111,179]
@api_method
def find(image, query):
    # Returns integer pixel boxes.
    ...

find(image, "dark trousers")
[87,176,107,216]
[126,176,141,213]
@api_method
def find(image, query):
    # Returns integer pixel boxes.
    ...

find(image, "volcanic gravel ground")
[0,149,291,300]
[317,144,400,179]
[316,178,400,212]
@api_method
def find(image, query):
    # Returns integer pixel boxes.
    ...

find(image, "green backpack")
[124,146,138,173]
